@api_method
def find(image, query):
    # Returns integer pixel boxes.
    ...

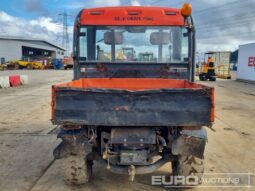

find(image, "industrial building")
[0,36,65,64]
[237,42,255,82]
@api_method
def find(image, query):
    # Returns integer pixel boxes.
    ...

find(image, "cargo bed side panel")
[53,88,213,126]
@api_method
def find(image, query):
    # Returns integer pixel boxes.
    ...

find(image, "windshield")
[78,26,189,63]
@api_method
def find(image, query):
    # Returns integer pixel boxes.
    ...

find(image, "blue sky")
[1,0,74,19]
[0,0,255,52]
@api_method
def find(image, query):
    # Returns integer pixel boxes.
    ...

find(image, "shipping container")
[237,43,255,82]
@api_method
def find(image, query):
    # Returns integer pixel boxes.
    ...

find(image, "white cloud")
[61,0,121,9]
[131,0,141,6]
[94,0,121,6]
[0,11,13,22]
[0,11,62,45]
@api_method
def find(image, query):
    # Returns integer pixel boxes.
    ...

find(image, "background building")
[0,36,65,64]
[237,43,255,82]
[204,51,231,67]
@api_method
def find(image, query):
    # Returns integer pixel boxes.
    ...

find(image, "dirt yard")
[0,70,254,191]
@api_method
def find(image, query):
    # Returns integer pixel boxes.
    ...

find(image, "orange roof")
[79,6,185,26]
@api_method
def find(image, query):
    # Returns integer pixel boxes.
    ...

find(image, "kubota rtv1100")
[52,4,214,185]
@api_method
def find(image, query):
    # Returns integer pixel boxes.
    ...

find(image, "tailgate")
[52,78,214,127]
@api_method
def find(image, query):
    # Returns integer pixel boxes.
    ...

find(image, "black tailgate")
[52,87,213,127]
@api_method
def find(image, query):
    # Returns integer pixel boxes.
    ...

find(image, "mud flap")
[172,127,207,159]
[53,129,92,159]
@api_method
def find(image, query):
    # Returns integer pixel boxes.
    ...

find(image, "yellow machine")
[9,60,44,70]
[199,53,216,81]
[98,48,135,61]
[199,51,231,80]
[0,64,6,71]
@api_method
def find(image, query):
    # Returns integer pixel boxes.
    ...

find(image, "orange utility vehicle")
[52,4,215,185]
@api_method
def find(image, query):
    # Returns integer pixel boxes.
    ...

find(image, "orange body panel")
[80,7,185,26]
[54,78,205,91]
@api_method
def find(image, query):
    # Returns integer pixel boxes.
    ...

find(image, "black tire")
[199,75,206,81]
[209,76,216,81]
[172,155,204,185]
[63,155,92,185]
[27,63,33,70]
[14,63,20,70]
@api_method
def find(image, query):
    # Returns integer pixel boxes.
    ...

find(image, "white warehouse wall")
[0,40,22,61]
[0,39,65,62]
[237,43,255,81]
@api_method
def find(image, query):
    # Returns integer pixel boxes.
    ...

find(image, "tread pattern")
[63,155,92,185]
[173,155,204,184]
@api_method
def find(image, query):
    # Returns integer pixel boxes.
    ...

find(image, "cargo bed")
[52,78,214,127]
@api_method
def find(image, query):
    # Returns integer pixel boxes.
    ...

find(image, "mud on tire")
[172,155,204,185]
[63,155,92,185]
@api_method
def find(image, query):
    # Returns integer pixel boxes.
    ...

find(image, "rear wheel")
[63,155,92,185]
[172,155,204,185]
[199,74,206,81]
[209,76,216,81]
[14,63,20,70]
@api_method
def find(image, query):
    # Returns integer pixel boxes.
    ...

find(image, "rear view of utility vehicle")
[51,4,214,185]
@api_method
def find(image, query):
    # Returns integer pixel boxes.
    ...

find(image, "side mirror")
[104,32,123,45]
[150,32,171,45]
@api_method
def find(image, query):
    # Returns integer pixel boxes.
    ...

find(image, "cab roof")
[79,6,185,26]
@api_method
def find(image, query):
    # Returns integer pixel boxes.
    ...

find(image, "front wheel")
[63,155,92,185]
[172,155,204,185]
[27,63,33,70]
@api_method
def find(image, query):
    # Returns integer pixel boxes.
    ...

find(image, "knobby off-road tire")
[63,155,92,185]
[172,155,204,185]
[27,63,33,70]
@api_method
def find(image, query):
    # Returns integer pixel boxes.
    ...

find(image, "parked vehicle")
[52,3,215,186]
[63,57,74,70]
[8,60,44,70]
[0,64,6,71]
[199,53,217,81]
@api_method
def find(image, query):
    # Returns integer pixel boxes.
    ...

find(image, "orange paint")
[53,78,207,91]
[80,7,185,26]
